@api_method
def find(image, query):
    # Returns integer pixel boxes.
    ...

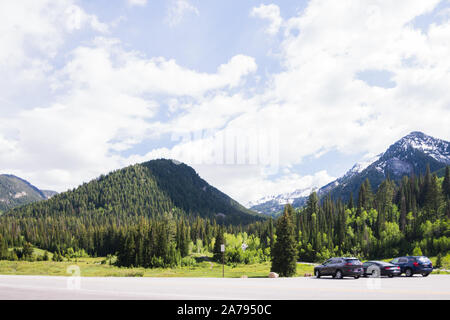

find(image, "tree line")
[0,166,449,274]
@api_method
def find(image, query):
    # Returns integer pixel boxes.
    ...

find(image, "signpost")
[221,244,225,278]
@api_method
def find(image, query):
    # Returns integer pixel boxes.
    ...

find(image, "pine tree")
[22,242,33,259]
[271,205,298,277]
[348,193,354,210]
[213,227,225,263]
[436,253,443,268]
[443,166,450,199]
[400,188,407,232]
[306,192,319,215]
[0,235,7,260]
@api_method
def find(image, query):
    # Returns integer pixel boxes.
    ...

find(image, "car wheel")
[335,270,343,279]
[315,270,321,278]
[422,273,429,277]
[405,268,413,277]
[388,275,394,278]
[354,276,360,279]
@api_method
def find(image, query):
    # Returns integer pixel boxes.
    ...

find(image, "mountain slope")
[246,188,313,216]
[323,131,450,202]
[0,174,56,212]
[9,159,263,224]
[251,131,450,214]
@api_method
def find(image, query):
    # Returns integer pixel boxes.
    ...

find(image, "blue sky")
[1,0,450,205]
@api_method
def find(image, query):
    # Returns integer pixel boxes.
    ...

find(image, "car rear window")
[344,259,361,265]
[418,257,431,263]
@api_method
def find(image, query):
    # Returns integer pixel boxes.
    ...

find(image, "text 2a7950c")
[221,304,271,316]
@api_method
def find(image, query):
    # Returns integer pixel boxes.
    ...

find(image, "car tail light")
[345,263,352,266]
[413,262,419,267]
[384,267,396,270]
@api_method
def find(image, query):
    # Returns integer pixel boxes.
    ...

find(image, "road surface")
[0,275,449,300]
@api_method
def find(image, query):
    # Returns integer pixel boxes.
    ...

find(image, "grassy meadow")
[1,247,449,277]
[0,258,316,278]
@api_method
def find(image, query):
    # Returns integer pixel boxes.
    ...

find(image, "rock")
[268,272,279,278]
[304,273,313,277]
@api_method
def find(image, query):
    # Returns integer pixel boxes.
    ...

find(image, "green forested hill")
[0,159,263,264]
[143,160,257,222]
[7,159,261,224]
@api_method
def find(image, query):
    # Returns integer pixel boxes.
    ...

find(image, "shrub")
[413,246,423,256]
[181,256,197,267]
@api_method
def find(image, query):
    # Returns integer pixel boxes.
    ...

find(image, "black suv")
[390,256,433,277]
[314,257,363,279]
[362,261,401,277]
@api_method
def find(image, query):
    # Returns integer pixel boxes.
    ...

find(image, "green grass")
[2,253,449,278]
[0,258,315,278]
[8,247,54,259]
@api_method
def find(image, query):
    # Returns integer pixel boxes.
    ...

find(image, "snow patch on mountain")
[246,187,313,208]
[398,132,450,164]
[344,153,382,178]
[248,131,450,215]
[13,191,27,199]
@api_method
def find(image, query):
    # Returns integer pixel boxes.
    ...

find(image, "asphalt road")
[0,275,449,300]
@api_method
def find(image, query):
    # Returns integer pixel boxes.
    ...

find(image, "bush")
[413,246,423,256]
[181,256,197,267]
[127,271,144,277]
[150,256,165,268]
[436,253,443,268]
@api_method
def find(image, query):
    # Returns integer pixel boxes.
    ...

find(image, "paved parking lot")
[0,274,449,300]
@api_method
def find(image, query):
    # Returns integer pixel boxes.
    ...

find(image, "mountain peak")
[407,131,426,137]
[250,131,450,215]
[0,174,55,211]
[384,131,450,165]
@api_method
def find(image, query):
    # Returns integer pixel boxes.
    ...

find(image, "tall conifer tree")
[271,204,298,277]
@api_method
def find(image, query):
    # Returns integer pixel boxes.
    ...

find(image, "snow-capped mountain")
[247,187,314,215]
[249,131,450,215]
[391,131,450,164]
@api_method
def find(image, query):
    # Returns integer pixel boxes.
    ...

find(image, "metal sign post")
[221,244,225,278]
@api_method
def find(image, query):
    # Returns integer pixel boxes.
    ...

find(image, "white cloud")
[0,31,257,192]
[264,0,449,162]
[2,0,450,206]
[165,0,199,27]
[0,0,108,115]
[127,0,147,6]
[147,0,450,203]
[65,5,109,33]
[250,4,283,35]
[53,41,257,97]
[0,0,107,68]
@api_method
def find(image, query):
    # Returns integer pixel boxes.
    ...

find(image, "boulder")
[268,272,279,278]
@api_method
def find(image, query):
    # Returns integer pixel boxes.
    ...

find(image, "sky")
[1,0,450,205]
